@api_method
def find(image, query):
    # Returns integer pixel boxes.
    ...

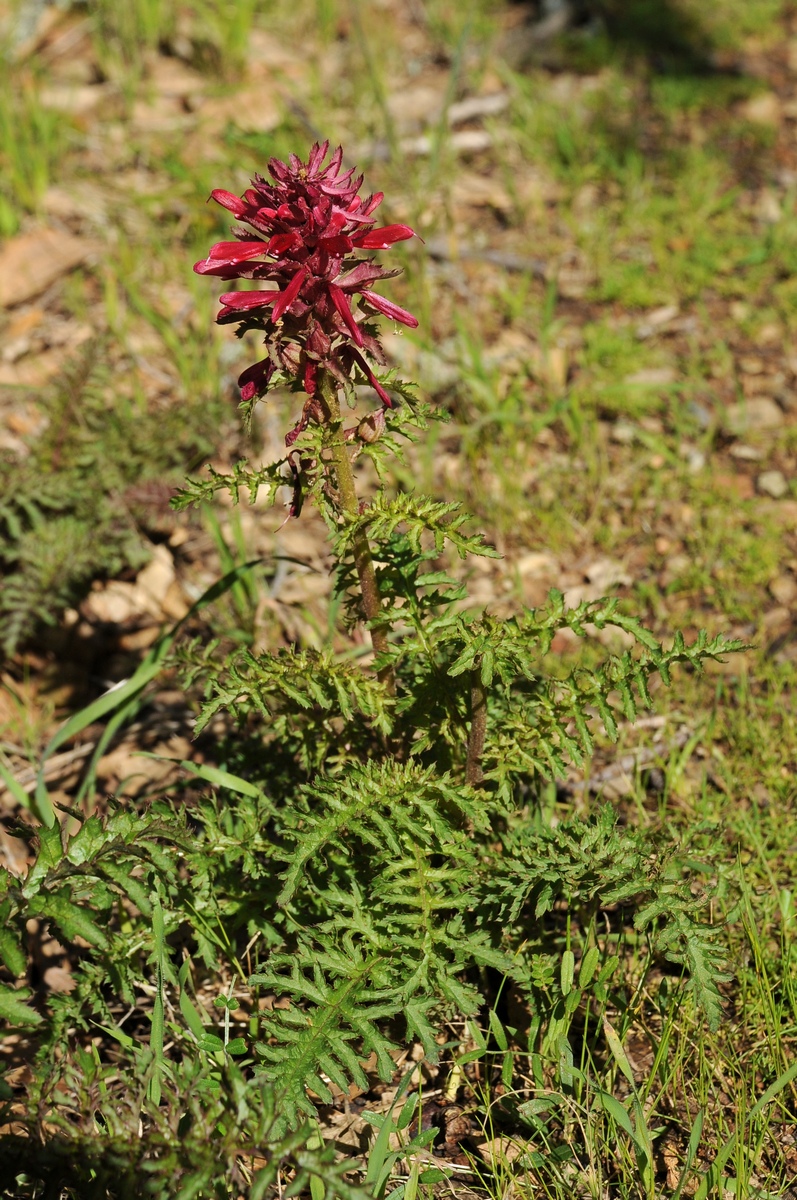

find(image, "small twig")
[425,235,547,278]
[0,742,95,797]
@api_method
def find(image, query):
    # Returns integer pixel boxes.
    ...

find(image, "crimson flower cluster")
[194,141,417,443]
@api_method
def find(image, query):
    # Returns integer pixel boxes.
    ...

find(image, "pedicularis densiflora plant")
[177,142,740,1095]
[0,143,741,1195]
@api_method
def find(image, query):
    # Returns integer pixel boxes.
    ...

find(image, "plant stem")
[318,371,394,690]
[466,668,486,786]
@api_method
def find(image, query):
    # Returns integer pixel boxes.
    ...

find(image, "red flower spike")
[194,142,418,437]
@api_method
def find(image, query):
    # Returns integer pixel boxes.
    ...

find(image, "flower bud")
[356,409,386,444]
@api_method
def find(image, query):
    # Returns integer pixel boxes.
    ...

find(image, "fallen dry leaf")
[136,545,178,609]
[246,27,305,77]
[448,91,509,125]
[624,366,677,387]
[131,95,193,133]
[147,54,207,99]
[516,551,557,577]
[38,82,116,116]
[198,83,282,135]
[0,228,99,308]
[387,83,445,132]
[42,966,76,994]
[529,344,568,391]
[83,582,153,626]
[584,557,631,590]
[0,347,73,387]
[450,170,513,212]
[636,304,679,339]
[476,1136,527,1167]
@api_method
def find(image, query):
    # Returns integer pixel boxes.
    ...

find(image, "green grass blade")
[0,759,36,816]
[694,1059,797,1200]
[673,1108,704,1200]
[148,892,166,1107]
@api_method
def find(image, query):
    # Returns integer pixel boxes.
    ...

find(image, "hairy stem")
[318,372,394,690]
[466,668,487,786]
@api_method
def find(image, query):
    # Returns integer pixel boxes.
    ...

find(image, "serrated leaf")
[22,821,63,898]
[66,816,107,865]
[0,986,43,1026]
[0,929,26,977]
[38,893,108,949]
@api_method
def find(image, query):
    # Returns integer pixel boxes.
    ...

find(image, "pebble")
[770,574,797,605]
[610,421,636,445]
[726,397,783,434]
[730,444,763,461]
[757,469,789,499]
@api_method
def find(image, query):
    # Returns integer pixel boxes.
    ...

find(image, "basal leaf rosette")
[194,141,418,444]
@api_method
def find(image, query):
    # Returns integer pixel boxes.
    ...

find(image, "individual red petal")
[209,189,249,216]
[325,146,344,177]
[198,263,267,280]
[329,283,364,346]
[351,348,394,408]
[238,357,274,402]
[361,191,384,218]
[324,211,348,235]
[318,235,354,256]
[360,290,419,328]
[322,171,358,197]
[307,140,330,174]
[272,268,307,322]
[267,232,300,256]
[218,290,279,310]
[194,242,267,275]
[353,224,415,249]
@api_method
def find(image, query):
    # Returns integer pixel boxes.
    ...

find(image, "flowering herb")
[194,141,417,444]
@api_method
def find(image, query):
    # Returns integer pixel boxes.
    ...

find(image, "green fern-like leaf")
[251,933,401,1125]
[336,492,500,561]
[491,805,729,1026]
